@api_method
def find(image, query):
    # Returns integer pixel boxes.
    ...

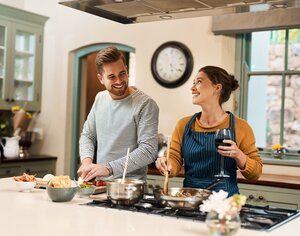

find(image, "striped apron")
[182,112,239,196]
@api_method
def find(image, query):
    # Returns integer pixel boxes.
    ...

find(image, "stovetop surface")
[83,195,300,232]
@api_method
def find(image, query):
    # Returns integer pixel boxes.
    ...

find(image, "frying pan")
[153,178,223,210]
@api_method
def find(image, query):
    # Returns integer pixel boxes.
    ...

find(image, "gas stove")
[84,195,300,232]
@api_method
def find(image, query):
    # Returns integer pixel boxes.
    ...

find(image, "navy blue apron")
[182,111,239,196]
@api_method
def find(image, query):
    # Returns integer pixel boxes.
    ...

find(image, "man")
[78,46,159,182]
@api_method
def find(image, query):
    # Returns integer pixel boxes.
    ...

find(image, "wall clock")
[151,41,193,88]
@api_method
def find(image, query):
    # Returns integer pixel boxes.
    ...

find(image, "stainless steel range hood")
[59,0,300,24]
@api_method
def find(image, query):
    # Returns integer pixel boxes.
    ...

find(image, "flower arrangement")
[11,105,33,135]
[200,190,246,236]
[271,143,287,159]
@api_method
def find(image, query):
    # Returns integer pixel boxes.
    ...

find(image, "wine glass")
[215,129,231,178]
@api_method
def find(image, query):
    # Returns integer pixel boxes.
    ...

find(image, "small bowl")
[46,186,78,202]
[15,181,36,192]
[77,185,96,197]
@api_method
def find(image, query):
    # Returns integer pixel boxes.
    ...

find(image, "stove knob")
[248,194,254,200]
[155,185,161,189]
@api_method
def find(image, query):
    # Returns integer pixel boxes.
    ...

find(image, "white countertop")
[0,178,299,236]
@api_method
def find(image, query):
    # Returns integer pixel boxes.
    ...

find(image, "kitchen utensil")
[15,180,36,192]
[77,185,96,197]
[163,138,171,194]
[46,186,78,202]
[153,178,223,210]
[0,136,20,159]
[121,148,130,184]
[106,179,144,205]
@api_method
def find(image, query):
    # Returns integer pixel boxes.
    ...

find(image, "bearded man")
[78,46,159,181]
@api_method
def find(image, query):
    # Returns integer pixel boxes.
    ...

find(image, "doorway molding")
[70,43,135,178]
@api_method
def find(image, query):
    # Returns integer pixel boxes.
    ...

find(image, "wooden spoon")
[163,138,171,195]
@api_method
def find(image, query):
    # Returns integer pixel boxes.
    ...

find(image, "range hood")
[59,0,300,24]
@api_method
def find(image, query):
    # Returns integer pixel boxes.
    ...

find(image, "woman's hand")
[155,156,172,175]
[217,140,247,170]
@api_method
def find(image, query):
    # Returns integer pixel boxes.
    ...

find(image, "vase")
[205,211,241,236]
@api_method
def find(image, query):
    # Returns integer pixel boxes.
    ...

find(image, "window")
[238,29,300,151]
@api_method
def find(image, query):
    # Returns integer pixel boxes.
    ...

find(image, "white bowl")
[15,181,36,192]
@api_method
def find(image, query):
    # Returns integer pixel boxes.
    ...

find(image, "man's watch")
[105,163,113,175]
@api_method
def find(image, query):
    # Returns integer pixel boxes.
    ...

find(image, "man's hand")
[83,164,110,182]
[77,157,93,179]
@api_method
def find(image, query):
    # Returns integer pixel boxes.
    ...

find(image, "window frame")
[235,29,300,159]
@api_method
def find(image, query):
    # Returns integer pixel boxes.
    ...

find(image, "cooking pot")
[153,178,223,210]
[106,179,145,205]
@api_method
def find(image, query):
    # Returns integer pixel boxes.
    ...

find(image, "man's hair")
[95,46,126,74]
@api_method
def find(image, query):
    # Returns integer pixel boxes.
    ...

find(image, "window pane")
[247,75,282,147]
[251,30,285,71]
[288,29,300,70]
[284,75,300,149]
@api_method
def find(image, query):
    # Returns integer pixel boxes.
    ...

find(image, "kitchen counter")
[0,178,299,236]
[147,166,300,190]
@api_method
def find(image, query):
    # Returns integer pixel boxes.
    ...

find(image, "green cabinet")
[147,174,183,194]
[0,4,48,111]
[238,183,300,210]
[0,157,56,178]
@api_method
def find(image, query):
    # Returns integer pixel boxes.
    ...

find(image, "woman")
[156,66,262,196]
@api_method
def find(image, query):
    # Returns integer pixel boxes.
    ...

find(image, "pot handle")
[125,186,137,191]
[204,178,223,191]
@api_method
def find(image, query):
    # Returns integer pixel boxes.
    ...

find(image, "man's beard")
[108,81,128,97]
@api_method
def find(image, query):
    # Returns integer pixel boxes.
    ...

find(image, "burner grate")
[83,196,300,231]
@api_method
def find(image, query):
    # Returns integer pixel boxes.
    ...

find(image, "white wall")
[0,0,244,174]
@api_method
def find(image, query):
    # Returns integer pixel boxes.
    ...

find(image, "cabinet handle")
[258,196,265,201]
[248,194,255,200]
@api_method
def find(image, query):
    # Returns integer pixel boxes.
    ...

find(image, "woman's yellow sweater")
[168,114,262,180]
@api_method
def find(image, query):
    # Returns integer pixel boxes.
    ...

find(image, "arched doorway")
[69,43,135,178]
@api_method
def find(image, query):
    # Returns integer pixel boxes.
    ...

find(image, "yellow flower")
[272,143,282,151]
[26,112,33,119]
[11,105,21,112]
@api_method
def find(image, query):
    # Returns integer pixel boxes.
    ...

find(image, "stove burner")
[84,195,300,232]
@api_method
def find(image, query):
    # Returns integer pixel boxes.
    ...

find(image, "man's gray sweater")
[79,89,159,179]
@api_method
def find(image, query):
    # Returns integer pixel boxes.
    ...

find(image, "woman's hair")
[199,66,239,104]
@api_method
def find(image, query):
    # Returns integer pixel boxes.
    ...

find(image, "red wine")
[215,138,231,148]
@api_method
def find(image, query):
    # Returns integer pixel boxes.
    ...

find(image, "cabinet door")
[10,23,42,110]
[20,161,55,178]
[0,19,12,103]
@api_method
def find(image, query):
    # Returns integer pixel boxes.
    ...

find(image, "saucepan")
[106,179,145,205]
[153,178,222,210]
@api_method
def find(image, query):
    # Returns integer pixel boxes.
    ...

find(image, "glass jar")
[205,211,241,236]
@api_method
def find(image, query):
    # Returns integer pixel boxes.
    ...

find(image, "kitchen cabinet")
[147,174,183,194]
[238,183,300,210]
[0,155,56,178]
[146,174,300,210]
[0,4,48,111]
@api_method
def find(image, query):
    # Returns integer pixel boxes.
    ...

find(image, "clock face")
[151,41,193,88]
[155,47,187,82]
